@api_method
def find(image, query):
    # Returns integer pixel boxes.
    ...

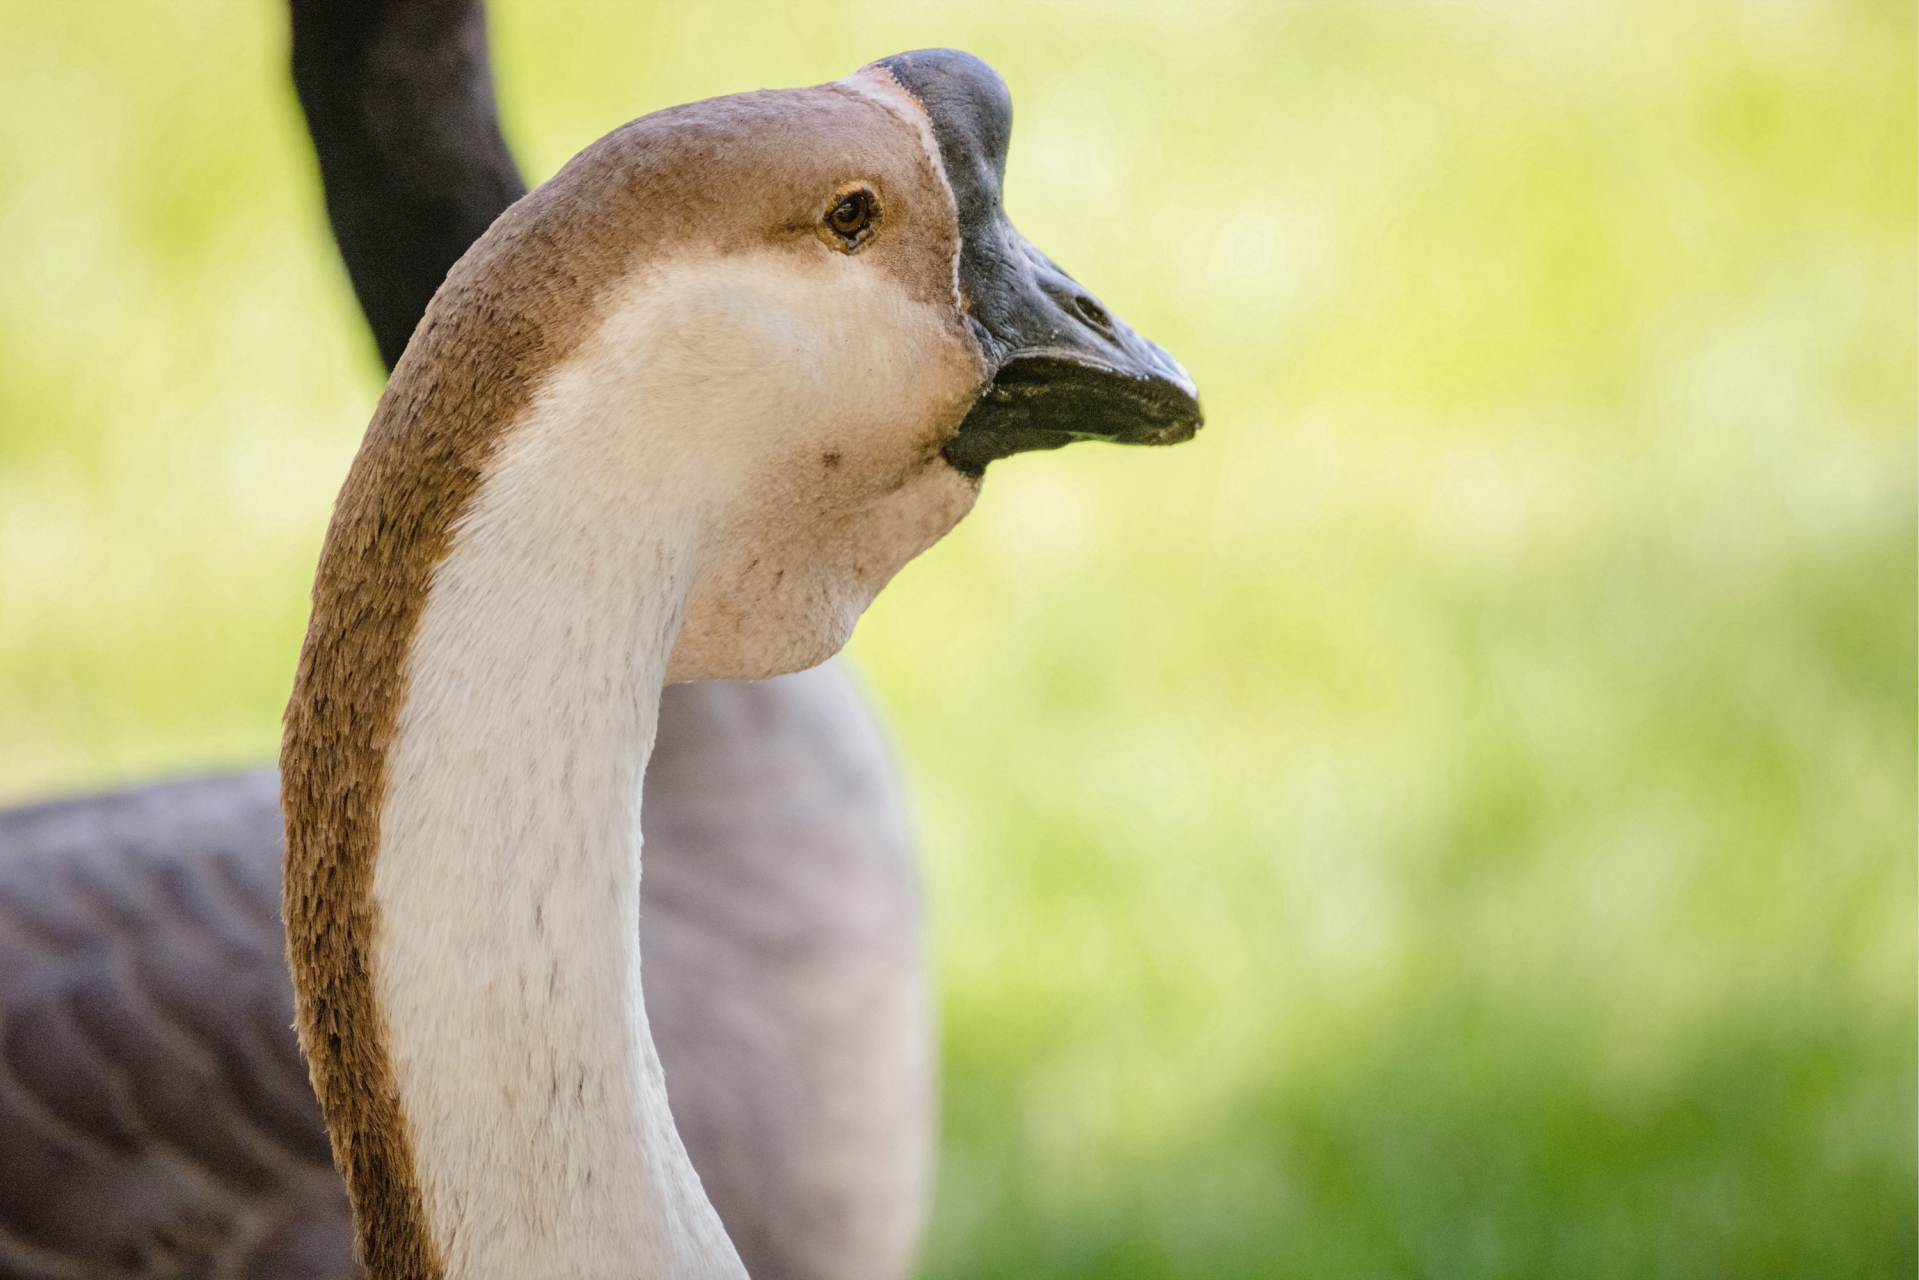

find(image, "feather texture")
[0,668,929,1280]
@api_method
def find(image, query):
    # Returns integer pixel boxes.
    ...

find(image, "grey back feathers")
[0,673,929,1280]
[0,771,354,1278]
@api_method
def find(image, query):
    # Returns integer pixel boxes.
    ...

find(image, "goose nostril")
[1071,295,1113,332]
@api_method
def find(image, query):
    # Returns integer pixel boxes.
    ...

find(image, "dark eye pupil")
[831,193,870,236]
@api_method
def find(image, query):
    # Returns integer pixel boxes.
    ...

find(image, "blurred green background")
[0,1,1911,1275]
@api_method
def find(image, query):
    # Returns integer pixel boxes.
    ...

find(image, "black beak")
[941,235,1202,476]
[875,49,1203,478]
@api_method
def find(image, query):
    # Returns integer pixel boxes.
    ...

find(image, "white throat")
[372,393,732,1278]
[366,252,977,1278]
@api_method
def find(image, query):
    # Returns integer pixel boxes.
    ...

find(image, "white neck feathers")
[369,262,753,1279]
[359,245,978,1277]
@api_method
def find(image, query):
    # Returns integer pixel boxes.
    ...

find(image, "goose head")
[363,47,1194,686]
[284,48,1197,1279]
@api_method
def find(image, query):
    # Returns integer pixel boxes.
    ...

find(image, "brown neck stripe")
[280,178,601,1276]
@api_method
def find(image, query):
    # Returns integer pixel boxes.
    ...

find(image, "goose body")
[280,47,1196,1278]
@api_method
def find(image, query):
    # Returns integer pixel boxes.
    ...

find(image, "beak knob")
[874,49,1202,476]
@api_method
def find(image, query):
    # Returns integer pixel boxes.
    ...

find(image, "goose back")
[0,669,928,1279]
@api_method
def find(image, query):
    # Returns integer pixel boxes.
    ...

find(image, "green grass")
[0,2,1911,1275]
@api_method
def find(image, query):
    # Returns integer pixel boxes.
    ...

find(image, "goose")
[0,6,933,1277]
[292,12,941,1275]
[279,44,1198,1279]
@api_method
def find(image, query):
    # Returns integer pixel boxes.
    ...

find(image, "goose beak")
[869,48,1201,476]
[941,232,1202,475]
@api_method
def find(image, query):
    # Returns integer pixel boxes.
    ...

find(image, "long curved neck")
[285,238,976,1277]
[367,413,741,1276]
[285,260,765,1276]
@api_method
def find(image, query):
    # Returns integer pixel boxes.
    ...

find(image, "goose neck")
[366,416,741,1276]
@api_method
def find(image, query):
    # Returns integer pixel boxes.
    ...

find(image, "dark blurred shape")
[291,0,526,370]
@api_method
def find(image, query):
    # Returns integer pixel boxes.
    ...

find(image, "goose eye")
[823,187,880,249]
